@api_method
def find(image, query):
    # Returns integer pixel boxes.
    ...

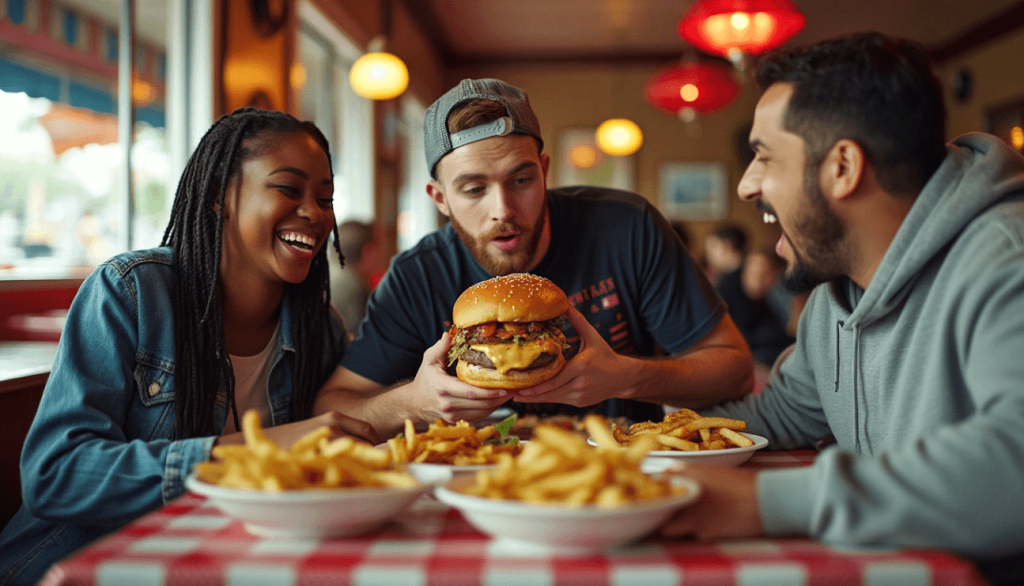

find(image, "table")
[39,451,986,586]
[0,341,58,393]
[0,341,58,526]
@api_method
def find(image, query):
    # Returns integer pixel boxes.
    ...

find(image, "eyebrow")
[269,166,333,185]
[270,166,308,179]
[451,161,540,186]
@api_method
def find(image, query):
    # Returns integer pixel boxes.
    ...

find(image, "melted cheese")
[470,342,546,374]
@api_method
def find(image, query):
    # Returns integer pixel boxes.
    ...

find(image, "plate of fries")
[588,409,768,467]
[386,416,524,478]
[185,411,435,539]
[434,416,700,554]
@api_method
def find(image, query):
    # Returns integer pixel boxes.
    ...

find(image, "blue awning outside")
[0,56,165,128]
[0,57,61,102]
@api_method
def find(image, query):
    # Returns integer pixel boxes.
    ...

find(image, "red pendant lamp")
[645,62,740,121]
[678,0,805,60]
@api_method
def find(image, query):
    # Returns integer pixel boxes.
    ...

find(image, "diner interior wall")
[314,0,447,106]
[451,62,780,263]
[309,0,447,247]
[938,28,1024,138]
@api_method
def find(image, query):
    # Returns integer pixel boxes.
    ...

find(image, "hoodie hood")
[846,132,1024,327]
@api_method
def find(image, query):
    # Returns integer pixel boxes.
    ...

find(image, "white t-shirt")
[223,322,279,434]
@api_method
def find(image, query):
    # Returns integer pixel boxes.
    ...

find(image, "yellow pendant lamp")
[348,0,408,101]
[596,118,643,157]
[349,47,408,100]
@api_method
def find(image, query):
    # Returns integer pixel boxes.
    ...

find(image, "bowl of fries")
[589,410,768,467]
[185,411,433,539]
[386,417,523,480]
[435,417,701,554]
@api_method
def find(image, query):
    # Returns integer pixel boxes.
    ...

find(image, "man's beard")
[779,171,847,293]
[450,206,547,276]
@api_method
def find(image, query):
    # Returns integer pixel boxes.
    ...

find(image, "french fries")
[460,415,686,507]
[608,409,753,451]
[391,418,522,466]
[193,410,417,491]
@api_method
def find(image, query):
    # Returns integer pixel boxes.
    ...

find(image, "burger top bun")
[453,273,569,328]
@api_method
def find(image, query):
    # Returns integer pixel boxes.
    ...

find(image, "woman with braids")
[0,108,376,586]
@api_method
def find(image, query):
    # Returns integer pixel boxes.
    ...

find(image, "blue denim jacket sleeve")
[20,256,213,527]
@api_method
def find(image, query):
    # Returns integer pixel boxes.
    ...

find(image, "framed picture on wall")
[659,161,728,220]
[554,128,635,191]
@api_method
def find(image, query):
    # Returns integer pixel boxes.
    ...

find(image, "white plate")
[394,440,528,481]
[185,473,432,539]
[435,473,701,554]
[587,432,769,467]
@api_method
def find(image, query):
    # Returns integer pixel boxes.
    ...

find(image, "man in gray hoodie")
[661,32,1024,583]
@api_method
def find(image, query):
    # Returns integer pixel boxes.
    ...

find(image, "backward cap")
[423,78,543,178]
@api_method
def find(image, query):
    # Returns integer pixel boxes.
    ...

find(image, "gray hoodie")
[707,132,1024,558]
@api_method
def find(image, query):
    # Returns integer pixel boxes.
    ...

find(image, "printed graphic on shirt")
[565,277,633,355]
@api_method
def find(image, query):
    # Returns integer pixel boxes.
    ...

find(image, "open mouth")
[278,231,316,251]
[757,200,778,225]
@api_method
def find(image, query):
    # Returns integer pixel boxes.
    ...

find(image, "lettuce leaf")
[494,412,519,445]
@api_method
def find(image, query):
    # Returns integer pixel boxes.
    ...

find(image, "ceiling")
[409,0,1024,67]
[63,0,1024,68]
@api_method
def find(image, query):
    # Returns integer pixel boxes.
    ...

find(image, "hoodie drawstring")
[836,319,865,453]
[834,321,844,392]
[852,325,863,454]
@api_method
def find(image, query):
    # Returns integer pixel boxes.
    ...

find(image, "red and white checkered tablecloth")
[38,451,986,586]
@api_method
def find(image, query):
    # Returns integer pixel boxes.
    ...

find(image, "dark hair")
[446,98,509,134]
[755,32,947,196]
[160,107,342,439]
[712,224,748,254]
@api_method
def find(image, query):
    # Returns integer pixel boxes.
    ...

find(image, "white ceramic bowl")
[434,473,701,554]
[185,473,433,539]
[588,432,768,467]
[402,441,528,485]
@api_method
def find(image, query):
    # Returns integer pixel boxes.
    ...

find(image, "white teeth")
[279,232,315,247]
[763,212,777,224]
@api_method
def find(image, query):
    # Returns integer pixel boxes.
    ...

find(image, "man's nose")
[737,162,761,202]
[490,187,515,222]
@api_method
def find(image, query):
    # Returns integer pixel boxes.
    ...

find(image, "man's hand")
[215,411,380,451]
[658,464,763,541]
[513,306,632,407]
[409,332,511,423]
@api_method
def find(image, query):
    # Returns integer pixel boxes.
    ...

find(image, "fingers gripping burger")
[447,274,570,389]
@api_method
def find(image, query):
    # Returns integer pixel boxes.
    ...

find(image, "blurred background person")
[716,236,795,388]
[330,220,389,336]
[703,223,746,285]
[742,248,807,337]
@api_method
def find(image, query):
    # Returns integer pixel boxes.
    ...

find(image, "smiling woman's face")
[220,131,335,288]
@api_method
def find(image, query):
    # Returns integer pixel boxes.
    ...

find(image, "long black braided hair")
[160,107,343,439]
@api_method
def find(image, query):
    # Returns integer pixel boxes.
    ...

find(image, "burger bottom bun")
[456,353,566,390]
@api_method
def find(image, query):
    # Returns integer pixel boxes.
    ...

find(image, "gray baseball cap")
[423,78,543,178]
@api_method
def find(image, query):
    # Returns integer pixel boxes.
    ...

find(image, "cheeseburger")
[447,274,570,389]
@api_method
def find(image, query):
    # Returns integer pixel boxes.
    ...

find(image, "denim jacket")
[0,247,346,585]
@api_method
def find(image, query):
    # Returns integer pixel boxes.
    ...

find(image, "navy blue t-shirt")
[341,186,726,421]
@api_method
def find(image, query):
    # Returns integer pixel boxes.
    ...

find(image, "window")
[397,97,436,252]
[296,2,374,224]
[0,0,207,280]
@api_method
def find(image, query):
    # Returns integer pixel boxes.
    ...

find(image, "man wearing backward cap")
[314,78,753,435]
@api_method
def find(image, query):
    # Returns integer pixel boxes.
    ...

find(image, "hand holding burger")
[447,274,570,389]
